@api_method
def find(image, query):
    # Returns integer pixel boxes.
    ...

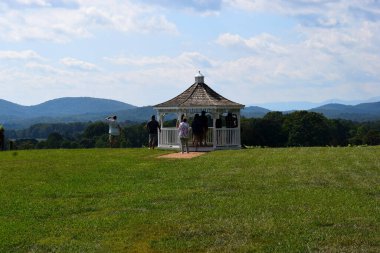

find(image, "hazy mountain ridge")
[255,96,380,111]
[241,106,270,118]
[310,102,380,121]
[0,97,136,118]
[28,97,136,117]
[1,97,380,129]
[0,99,28,117]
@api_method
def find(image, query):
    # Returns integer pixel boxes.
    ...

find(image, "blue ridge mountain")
[0,97,135,118]
[309,102,380,121]
[1,97,380,129]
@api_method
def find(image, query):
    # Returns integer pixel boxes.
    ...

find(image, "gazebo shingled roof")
[154,81,244,109]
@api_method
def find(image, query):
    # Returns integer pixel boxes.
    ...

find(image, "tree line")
[3,111,380,150]
[241,111,380,147]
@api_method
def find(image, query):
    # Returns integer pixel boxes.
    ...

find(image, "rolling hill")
[1,97,380,129]
[310,102,380,121]
[241,106,270,118]
[0,97,135,118]
[0,97,138,129]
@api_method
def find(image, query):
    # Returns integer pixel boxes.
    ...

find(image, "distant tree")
[61,140,74,149]
[15,122,88,139]
[14,139,38,150]
[82,121,108,139]
[79,138,95,149]
[349,125,368,145]
[81,122,109,148]
[123,123,148,147]
[328,119,352,146]
[163,119,177,127]
[241,118,262,146]
[36,141,47,149]
[262,112,287,147]
[284,111,330,146]
[70,142,80,149]
[363,130,380,145]
[95,135,108,148]
[46,132,64,149]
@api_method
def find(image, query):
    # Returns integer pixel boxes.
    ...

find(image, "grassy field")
[0,147,379,252]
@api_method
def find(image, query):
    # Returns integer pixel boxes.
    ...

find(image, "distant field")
[0,147,379,252]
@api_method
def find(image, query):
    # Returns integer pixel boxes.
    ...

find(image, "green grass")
[0,147,379,252]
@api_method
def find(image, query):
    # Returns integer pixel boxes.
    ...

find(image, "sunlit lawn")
[0,147,379,252]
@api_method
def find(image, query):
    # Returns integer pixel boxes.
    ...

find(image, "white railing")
[159,128,179,147]
[159,127,240,148]
[215,128,240,146]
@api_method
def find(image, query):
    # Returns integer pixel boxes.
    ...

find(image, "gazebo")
[154,72,245,151]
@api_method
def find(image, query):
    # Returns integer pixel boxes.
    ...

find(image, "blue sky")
[0,0,379,107]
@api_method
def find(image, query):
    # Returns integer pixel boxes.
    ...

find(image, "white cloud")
[1,0,380,106]
[60,57,99,71]
[225,0,380,27]
[105,52,214,69]
[0,50,44,60]
[216,33,288,54]
[15,0,50,7]
[215,33,243,47]
[0,0,178,42]
[212,14,380,103]
[2,46,380,106]
[139,15,178,34]
[141,0,223,12]
[25,62,65,74]
[0,7,90,42]
[105,55,173,66]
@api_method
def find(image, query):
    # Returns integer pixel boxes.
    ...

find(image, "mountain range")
[1,97,380,129]
[255,96,380,111]
[0,97,137,129]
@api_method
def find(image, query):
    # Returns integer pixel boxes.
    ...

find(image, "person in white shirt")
[178,118,190,154]
[106,115,121,148]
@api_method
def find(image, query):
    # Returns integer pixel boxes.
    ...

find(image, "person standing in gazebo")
[191,114,202,149]
[178,118,190,154]
[200,111,208,146]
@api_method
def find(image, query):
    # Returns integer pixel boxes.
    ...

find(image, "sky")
[0,0,380,107]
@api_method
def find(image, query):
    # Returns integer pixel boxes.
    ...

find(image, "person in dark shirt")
[226,112,237,128]
[200,111,209,146]
[0,125,4,151]
[146,115,161,149]
[191,114,203,149]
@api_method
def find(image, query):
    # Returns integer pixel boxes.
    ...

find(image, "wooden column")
[212,114,217,150]
[158,112,164,148]
[237,111,241,148]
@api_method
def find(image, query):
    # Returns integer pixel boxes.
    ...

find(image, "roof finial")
[195,71,204,83]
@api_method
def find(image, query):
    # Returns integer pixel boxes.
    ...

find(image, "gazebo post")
[158,112,164,148]
[176,112,181,126]
[237,112,242,148]
[212,116,217,150]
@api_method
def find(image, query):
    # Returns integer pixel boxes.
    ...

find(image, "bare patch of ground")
[157,152,206,159]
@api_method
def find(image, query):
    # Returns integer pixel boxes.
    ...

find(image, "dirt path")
[157,152,206,159]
